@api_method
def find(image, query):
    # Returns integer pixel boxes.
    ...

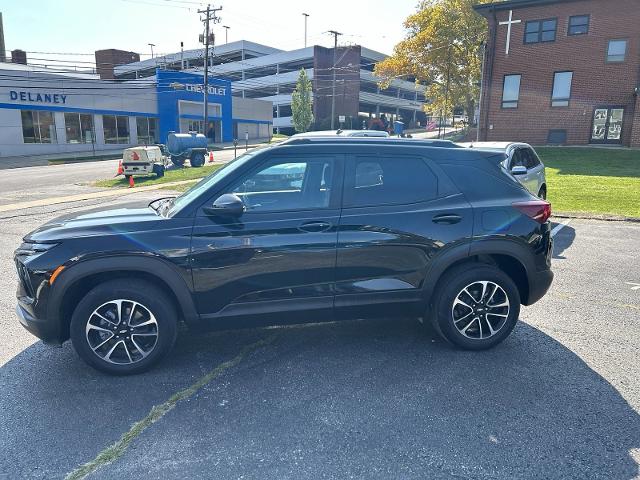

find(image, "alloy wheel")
[451,281,510,340]
[85,299,159,365]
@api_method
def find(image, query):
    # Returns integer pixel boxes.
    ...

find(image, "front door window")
[591,107,624,144]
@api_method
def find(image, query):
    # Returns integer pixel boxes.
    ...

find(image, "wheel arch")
[424,240,534,307]
[48,256,199,342]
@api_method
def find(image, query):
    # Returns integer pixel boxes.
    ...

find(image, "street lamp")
[302,13,309,48]
[223,25,230,44]
[148,43,155,59]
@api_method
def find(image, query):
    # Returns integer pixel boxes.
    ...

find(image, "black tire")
[538,186,547,200]
[430,264,521,350]
[152,163,165,178]
[190,152,205,168]
[70,279,178,375]
[171,155,185,168]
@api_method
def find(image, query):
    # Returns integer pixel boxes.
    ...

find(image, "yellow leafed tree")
[375,0,497,124]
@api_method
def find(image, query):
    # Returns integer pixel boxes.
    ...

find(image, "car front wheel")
[70,280,178,375]
[431,265,521,350]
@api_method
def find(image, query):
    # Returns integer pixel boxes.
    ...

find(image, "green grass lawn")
[95,164,221,188]
[536,147,640,218]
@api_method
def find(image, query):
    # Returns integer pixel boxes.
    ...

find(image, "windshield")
[166,149,263,216]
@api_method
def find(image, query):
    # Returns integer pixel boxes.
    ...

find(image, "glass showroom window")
[103,115,130,144]
[551,71,573,107]
[136,117,158,144]
[65,113,94,144]
[21,110,57,144]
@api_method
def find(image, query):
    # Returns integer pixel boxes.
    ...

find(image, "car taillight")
[132,151,140,161]
[512,200,551,224]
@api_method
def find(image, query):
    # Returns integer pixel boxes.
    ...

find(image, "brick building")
[474,0,640,147]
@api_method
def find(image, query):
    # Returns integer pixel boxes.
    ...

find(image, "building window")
[64,113,94,144]
[551,71,573,107]
[524,19,557,44]
[502,74,521,108]
[21,110,57,144]
[607,39,627,62]
[103,115,130,144]
[568,15,589,36]
[136,117,158,144]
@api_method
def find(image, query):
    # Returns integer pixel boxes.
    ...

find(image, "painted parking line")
[551,218,572,237]
[64,335,276,480]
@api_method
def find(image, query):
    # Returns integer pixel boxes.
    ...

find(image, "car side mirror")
[511,166,527,176]
[203,193,245,217]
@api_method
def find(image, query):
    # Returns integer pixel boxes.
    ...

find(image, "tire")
[70,279,178,375]
[538,186,547,200]
[430,264,521,350]
[124,174,132,181]
[171,155,185,168]
[190,152,205,168]
[152,163,165,178]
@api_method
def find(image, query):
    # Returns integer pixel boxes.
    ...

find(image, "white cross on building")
[499,10,522,55]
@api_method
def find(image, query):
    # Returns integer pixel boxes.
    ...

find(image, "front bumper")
[16,303,63,346]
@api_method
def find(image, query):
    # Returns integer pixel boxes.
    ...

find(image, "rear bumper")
[525,268,554,306]
[16,303,63,346]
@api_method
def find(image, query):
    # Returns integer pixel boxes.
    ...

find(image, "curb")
[553,212,640,223]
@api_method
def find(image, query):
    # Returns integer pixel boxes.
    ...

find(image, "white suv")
[458,142,547,199]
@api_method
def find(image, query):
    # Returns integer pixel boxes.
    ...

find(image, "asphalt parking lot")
[1,193,639,479]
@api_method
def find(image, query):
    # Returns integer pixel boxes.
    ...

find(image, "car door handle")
[432,214,462,225]
[298,221,332,232]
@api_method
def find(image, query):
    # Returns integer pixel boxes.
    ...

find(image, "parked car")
[292,129,390,138]
[15,137,553,374]
[458,142,547,199]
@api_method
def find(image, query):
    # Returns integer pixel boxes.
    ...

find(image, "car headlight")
[15,242,58,257]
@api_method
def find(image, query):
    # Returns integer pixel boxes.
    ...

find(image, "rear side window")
[344,156,438,207]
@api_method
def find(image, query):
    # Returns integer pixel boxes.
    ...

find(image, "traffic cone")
[209,151,214,163]
[116,160,124,176]
[128,175,135,188]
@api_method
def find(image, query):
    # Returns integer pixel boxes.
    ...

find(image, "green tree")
[374,0,495,124]
[291,69,314,133]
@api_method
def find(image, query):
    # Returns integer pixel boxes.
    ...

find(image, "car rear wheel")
[70,280,178,375]
[430,265,520,350]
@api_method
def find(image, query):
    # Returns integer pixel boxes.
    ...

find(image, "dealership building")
[113,40,427,133]
[0,62,272,162]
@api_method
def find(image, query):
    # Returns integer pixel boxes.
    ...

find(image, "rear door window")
[344,156,438,207]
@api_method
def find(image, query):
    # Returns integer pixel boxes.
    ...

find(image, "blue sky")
[1,0,418,70]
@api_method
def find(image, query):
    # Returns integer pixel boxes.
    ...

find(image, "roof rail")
[281,137,460,148]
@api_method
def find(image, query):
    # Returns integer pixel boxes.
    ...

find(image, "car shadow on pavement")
[1,317,639,479]
[552,223,576,260]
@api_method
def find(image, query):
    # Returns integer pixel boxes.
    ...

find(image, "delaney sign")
[9,90,68,104]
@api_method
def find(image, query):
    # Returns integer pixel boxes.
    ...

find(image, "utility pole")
[302,13,309,47]
[223,25,230,44]
[148,43,155,58]
[328,30,342,130]
[198,4,222,138]
[477,41,486,142]
[180,41,184,70]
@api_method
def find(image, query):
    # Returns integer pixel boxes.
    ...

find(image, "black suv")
[15,138,553,374]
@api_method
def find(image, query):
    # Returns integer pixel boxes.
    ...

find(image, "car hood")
[24,205,165,243]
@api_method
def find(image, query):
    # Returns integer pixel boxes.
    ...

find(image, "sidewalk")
[0,137,278,170]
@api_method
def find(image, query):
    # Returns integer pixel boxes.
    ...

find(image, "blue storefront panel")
[156,69,233,143]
